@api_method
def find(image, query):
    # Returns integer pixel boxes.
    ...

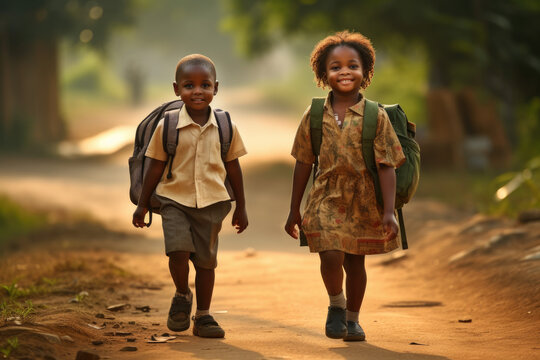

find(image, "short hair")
[310,31,375,89]
[175,54,217,83]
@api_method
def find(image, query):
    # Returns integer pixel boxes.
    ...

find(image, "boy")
[132,54,248,338]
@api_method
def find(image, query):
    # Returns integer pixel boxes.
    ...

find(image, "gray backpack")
[129,99,234,226]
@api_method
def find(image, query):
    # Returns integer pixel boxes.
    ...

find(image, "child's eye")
[201,83,211,89]
[330,66,340,71]
[184,84,193,89]
[350,64,359,69]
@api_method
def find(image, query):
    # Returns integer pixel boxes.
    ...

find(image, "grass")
[0,337,18,359]
[0,196,46,248]
[415,165,540,217]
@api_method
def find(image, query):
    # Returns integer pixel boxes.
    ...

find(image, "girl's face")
[324,45,364,95]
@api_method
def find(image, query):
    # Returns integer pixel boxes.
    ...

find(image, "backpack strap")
[163,106,182,179]
[214,109,233,159]
[310,98,325,182]
[364,99,409,250]
[363,98,383,204]
[214,109,235,201]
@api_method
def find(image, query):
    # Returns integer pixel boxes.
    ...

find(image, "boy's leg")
[343,253,367,341]
[184,201,231,338]
[319,250,347,339]
[194,265,214,313]
[166,251,193,332]
[169,251,191,295]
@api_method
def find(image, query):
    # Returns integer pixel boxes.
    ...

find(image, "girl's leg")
[319,250,345,295]
[193,265,215,311]
[343,254,367,312]
[168,251,191,294]
[319,250,347,339]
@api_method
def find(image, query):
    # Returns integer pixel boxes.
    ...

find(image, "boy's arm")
[377,164,398,241]
[224,158,248,233]
[284,160,312,239]
[132,158,166,228]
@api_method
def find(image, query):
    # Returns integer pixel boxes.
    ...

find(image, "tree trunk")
[0,30,64,150]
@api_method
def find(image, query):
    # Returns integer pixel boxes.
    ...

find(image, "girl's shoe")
[167,293,192,332]
[343,321,366,341]
[325,306,347,339]
[193,315,225,338]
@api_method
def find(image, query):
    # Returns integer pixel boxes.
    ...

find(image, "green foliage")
[489,157,540,217]
[0,0,136,47]
[0,196,45,246]
[516,98,540,165]
[62,47,127,101]
[366,46,428,125]
[0,337,19,359]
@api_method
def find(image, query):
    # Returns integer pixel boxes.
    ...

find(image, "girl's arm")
[284,160,313,239]
[224,158,248,233]
[132,158,166,228]
[377,164,399,240]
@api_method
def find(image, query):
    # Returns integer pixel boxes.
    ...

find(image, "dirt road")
[0,92,538,359]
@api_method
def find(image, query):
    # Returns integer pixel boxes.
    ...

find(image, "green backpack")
[307,97,420,249]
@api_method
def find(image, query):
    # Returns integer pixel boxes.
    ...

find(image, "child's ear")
[213,81,219,95]
[173,82,180,96]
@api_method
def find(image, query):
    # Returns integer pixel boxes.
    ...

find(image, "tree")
[0,0,135,151]
[223,0,540,155]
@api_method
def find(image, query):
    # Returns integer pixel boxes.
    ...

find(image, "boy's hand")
[382,212,399,241]
[232,205,248,233]
[132,205,149,228]
[284,210,302,239]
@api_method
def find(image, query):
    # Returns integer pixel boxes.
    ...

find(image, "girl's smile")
[324,45,364,95]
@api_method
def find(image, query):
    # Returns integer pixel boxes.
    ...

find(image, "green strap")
[363,99,382,204]
[310,98,325,156]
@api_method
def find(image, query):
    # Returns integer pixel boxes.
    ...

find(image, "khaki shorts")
[158,196,231,269]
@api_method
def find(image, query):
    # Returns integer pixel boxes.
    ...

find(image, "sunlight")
[57,125,135,157]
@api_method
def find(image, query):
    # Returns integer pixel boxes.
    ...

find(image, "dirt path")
[1,91,538,359]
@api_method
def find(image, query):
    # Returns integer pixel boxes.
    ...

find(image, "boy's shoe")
[343,321,366,341]
[167,292,192,332]
[192,314,225,338]
[325,306,347,339]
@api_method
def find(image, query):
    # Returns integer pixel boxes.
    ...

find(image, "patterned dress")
[291,93,405,255]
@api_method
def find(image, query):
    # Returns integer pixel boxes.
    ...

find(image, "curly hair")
[310,31,376,89]
[175,54,216,83]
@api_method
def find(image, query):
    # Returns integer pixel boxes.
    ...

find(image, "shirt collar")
[177,104,218,129]
[323,91,365,116]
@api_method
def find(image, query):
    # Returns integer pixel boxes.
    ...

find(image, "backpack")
[306,97,421,249]
[128,99,234,226]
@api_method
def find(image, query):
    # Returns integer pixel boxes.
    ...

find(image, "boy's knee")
[168,250,190,263]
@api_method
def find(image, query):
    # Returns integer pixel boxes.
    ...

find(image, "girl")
[285,31,405,341]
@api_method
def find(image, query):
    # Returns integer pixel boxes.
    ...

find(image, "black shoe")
[325,306,347,339]
[343,321,366,341]
[167,292,192,332]
[193,315,225,338]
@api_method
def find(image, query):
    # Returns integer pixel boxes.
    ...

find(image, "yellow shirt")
[145,105,247,208]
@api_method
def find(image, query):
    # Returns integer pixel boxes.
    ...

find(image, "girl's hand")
[382,212,399,241]
[132,205,149,228]
[232,205,248,233]
[285,210,302,239]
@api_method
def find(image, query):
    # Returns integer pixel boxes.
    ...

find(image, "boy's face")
[173,64,218,112]
[324,45,364,95]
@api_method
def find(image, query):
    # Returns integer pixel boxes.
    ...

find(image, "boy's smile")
[324,45,364,95]
[173,64,218,121]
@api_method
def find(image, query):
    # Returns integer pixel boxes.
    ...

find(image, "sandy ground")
[0,91,539,359]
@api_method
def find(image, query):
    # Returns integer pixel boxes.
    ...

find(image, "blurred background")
[1,0,539,245]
